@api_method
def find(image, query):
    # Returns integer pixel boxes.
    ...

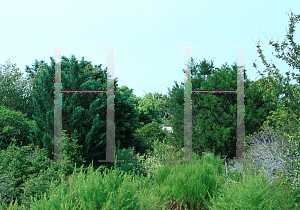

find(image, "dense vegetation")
[0,10,299,210]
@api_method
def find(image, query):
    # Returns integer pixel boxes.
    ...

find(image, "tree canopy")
[0,59,34,119]
[24,55,150,171]
[164,58,280,161]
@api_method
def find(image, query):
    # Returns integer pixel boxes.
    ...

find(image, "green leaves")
[134,92,170,126]
[249,11,300,206]
[0,59,34,119]
[0,105,36,150]
[252,11,300,118]
[165,58,279,161]
[24,55,145,172]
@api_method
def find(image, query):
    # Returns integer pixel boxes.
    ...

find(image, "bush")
[225,124,299,186]
[223,107,300,208]
[111,127,202,184]
[0,105,36,151]
[149,151,227,209]
[242,125,295,179]
[132,119,170,155]
[113,119,188,181]
[23,161,167,210]
[278,125,300,207]
[0,130,86,209]
[207,166,296,209]
[108,141,148,179]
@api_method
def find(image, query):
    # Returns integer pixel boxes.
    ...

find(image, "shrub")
[112,119,195,181]
[132,119,170,155]
[21,161,167,210]
[237,107,299,177]
[248,107,300,206]
[278,125,300,207]
[0,130,86,209]
[224,124,299,187]
[110,129,202,185]
[0,105,36,151]
[107,141,148,179]
[149,151,227,209]
[207,166,296,209]
[135,137,206,184]
[243,125,294,179]
[222,107,300,208]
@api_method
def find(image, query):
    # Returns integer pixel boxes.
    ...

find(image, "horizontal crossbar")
[192,91,237,93]
[60,90,237,93]
[61,91,112,93]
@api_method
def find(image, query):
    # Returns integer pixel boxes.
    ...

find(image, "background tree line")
[0,11,299,174]
[0,54,294,169]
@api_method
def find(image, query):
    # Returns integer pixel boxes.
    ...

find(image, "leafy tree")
[251,10,300,119]
[250,10,300,204]
[25,55,145,171]
[132,119,172,155]
[0,105,36,151]
[133,92,171,127]
[165,58,280,161]
[152,92,173,124]
[0,129,85,209]
[0,59,34,119]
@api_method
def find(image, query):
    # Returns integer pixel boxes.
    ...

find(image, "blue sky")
[0,0,299,100]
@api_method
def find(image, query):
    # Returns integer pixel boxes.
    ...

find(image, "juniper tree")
[25,55,147,171]
[165,58,280,161]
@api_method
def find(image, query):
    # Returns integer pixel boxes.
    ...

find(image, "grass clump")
[149,151,227,209]
[23,160,168,210]
[207,163,296,209]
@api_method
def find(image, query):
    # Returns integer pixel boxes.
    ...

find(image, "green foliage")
[132,119,170,154]
[134,94,161,125]
[0,105,36,151]
[0,60,34,120]
[0,129,86,209]
[112,120,201,183]
[107,120,190,181]
[279,131,300,206]
[134,92,171,126]
[18,162,167,210]
[165,58,279,162]
[136,140,183,181]
[1,12,300,209]
[134,137,202,182]
[108,142,148,179]
[207,167,297,209]
[245,107,299,146]
[251,11,300,117]
[150,152,227,210]
[258,108,300,205]
[25,55,143,172]
[249,10,300,207]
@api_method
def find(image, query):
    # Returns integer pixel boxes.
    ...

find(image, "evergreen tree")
[165,58,280,160]
[25,55,144,171]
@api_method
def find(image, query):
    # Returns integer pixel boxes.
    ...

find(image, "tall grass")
[1,126,299,209]
[1,149,297,209]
